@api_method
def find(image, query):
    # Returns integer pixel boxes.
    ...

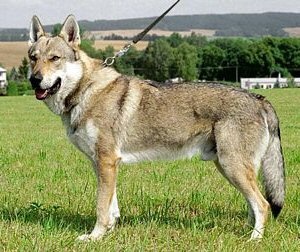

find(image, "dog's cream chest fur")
[63,118,99,162]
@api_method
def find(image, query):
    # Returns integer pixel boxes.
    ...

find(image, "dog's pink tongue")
[35,89,48,100]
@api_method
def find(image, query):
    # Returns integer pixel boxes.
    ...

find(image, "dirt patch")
[89,29,216,39]
[0,42,28,70]
[283,27,300,37]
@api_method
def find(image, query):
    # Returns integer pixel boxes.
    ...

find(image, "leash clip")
[103,42,133,66]
[103,57,115,66]
[116,42,132,57]
[103,42,132,67]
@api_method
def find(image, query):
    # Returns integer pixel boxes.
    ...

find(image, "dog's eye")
[50,56,61,62]
[30,55,37,62]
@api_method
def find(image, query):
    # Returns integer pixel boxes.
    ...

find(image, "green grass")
[0,89,299,251]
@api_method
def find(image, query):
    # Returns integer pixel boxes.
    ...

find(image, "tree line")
[82,33,300,83]
[56,13,300,37]
[2,32,300,96]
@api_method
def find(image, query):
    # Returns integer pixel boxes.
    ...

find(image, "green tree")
[172,42,198,81]
[80,39,104,59]
[18,57,29,80]
[141,39,174,82]
[185,32,207,47]
[167,33,184,48]
[52,23,86,37]
[211,38,253,81]
[262,37,284,69]
[115,46,141,76]
[8,67,20,81]
[249,41,275,77]
[103,45,115,59]
[277,38,300,76]
[51,23,62,36]
[199,44,226,81]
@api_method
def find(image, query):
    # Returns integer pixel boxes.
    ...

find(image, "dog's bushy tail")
[261,101,285,218]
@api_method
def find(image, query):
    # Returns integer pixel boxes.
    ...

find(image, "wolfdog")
[28,15,285,241]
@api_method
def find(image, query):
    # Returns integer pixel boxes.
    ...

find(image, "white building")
[241,74,300,89]
[0,67,8,94]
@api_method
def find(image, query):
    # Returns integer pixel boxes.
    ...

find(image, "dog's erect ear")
[59,15,81,48]
[29,15,45,45]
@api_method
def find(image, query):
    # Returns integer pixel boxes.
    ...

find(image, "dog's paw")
[247,230,263,242]
[76,233,103,242]
[76,226,107,242]
[76,234,92,242]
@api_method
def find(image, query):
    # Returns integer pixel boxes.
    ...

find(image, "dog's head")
[28,15,83,113]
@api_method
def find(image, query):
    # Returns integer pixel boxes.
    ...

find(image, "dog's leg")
[214,119,271,240]
[108,187,120,231]
[246,200,255,226]
[215,158,269,240]
[77,154,119,241]
[92,159,120,230]
[244,174,269,240]
[214,160,255,227]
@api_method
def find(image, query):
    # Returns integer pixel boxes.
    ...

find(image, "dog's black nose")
[29,73,43,89]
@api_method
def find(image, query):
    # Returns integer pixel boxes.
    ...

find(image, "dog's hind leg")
[215,159,254,225]
[214,160,255,226]
[215,158,269,239]
[77,154,120,241]
[214,120,270,240]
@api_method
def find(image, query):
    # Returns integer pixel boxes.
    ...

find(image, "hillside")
[1,12,300,41]
[77,13,300,34]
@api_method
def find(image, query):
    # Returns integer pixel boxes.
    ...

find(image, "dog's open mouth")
[35,78,61,100]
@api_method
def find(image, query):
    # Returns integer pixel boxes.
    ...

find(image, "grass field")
[0,89,299,251]
[0,40,148,70]
[90,29,216,40]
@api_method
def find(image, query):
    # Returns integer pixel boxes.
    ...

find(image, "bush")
[287,77,296,88]
[17,81,32,96]
[24,89,35,95]
[7,81,18,96]
[6,80,32,96]
[254,83,260,89]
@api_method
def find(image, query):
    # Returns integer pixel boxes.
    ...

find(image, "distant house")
[165,77,184,84]
[0,67,8,95]
[241,74,300,89]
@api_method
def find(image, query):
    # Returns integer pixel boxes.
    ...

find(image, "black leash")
[103,0,181,67]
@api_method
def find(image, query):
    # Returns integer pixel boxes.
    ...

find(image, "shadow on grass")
[0,203,94,233]
[0,202,249,237]
[120,206,249,237]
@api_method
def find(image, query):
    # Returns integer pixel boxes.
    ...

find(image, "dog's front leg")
[77,154,119,241]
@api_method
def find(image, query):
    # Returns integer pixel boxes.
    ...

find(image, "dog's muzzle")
[30,76,62,100]
[29,73,43,90]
